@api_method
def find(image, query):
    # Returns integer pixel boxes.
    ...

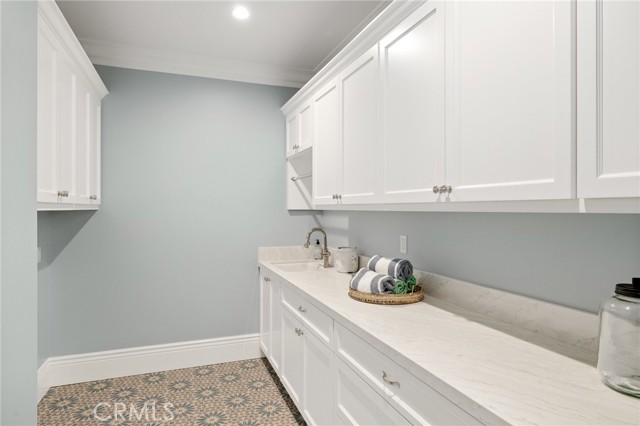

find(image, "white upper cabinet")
[37,1,107,211]
[283,0,640,212]
[312,79,342,205]
[578,0,640,199]
[286,99,313,158]
[445,0,574,202]
[341,45,380,205]
[380,1,445,204]
[37,21,59,205]
[285,112,299,157]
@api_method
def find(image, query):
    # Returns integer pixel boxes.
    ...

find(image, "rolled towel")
[367,255,414,281]
[349,268,396,294]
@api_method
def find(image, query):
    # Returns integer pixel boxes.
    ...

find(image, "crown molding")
[79,37,314,88]
[38,1,108,97]
[281,0,424,116]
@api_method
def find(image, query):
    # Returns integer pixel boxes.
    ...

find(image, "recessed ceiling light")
[232,5,250,20]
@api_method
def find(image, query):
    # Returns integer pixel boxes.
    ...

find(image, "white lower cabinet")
[281,309,305,405]
[259,270,282,374]
[335,358,410,426]
[302,327,334,425]
[280,307,333,425]
[261,270,482,426]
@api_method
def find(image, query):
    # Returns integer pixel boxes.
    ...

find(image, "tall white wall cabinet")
[37,1,108,211]
[282,0,640,213]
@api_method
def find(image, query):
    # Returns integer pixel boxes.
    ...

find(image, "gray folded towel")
[349,268,396,294]
[367,255,414,281]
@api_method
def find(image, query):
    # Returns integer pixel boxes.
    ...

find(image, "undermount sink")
[272,260,326,272]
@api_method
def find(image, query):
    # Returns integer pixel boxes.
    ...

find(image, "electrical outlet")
[400,235,407,254]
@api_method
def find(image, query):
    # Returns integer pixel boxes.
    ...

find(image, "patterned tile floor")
[38,358,306,426]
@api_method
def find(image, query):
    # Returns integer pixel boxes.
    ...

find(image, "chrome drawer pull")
[263,277,271,282]
[298,306,306,313]
[382,371,400,388]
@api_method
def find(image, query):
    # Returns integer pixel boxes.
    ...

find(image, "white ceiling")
[57,0,389,87]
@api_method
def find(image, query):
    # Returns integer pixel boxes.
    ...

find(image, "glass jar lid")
[615,277,640,298]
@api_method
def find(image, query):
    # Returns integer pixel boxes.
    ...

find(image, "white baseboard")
[38,333,260,402]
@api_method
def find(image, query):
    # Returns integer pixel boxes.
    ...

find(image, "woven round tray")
[348,285,424,305]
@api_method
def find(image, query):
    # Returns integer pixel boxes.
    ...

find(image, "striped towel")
[349,268,396,294]
[367,255,414,281]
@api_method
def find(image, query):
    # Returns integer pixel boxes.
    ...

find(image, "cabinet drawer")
[335,358,410,426]
[335,323,480,426]
[281,285,332,345]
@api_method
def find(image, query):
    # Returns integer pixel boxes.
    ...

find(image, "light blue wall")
[1,1,38,423]
[38,66,315,360]
[37,65,640,366]
[316,211,640,313]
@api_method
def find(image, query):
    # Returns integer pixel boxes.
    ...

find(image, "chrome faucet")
[304,227,331,268]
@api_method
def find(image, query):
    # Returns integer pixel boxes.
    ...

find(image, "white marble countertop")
[258,248,640,426]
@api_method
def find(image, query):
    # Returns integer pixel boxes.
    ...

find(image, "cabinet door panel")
[299,101,313,150]
[302,331,333,426]
[578,0,640,198]
[269,281,282,373]
[335,359,410,426]
[286,112,299,156]
[447,0,573,201]
[37,25,59,203]
[313,80,342,205]
[57,54,77,203]
[259,274,271,357]
[281,309,303,406]
[88,97,102,205]
[341,46,380,204]
[381,2,445,203]
[75,80,90,204]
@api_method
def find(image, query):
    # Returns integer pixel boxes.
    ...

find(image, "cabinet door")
[75,79,91,204]
[286,112,299,157]
[37,23,59,204]
[334,359,410,426]
[302,330,333,426]
[380,1,445,203]
[298,100,313,151]
[88,96,102,205]
[269,280,282,374]
[259,273,271,357]
[446,0,573,202]
[56,52,78,204]
[281,309,304,406]
[578,0,640,198]
[312,79,342,205]
[341,46,380,205]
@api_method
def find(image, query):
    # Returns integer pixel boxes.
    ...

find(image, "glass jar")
[597,277,640,397]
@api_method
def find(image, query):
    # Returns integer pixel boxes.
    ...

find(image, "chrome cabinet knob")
[338,194,342,200]
[89,195,97,200]
[298,306,306,313]
[440,185,452,194]
[58,190,69,197]
[332,194,336,199]
[433,186,440,194]
[263,277,271,282]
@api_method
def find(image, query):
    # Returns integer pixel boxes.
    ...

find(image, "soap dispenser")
[313,239,322,260]
[597,277,640,397]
